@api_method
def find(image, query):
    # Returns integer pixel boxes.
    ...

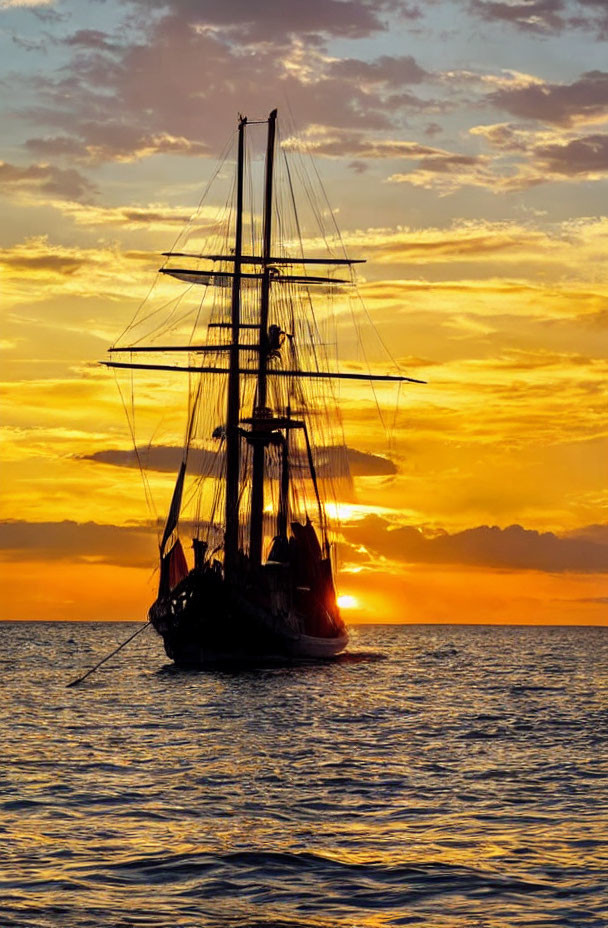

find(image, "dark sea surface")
[1,622,607,928]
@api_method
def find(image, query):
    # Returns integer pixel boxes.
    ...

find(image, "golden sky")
[1,0,607,623]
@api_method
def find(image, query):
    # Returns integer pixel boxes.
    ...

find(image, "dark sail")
[158,537,189,598]
[160,459,187,557]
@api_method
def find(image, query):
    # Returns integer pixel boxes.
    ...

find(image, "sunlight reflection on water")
[1,622,607,927]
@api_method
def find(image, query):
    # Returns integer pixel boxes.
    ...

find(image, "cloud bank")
[2,516,606,574]
[343,516,608,572]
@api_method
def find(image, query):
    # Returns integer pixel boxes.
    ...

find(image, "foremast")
[225,109,280,575]
[249,108,277,567]
[223,113,247,579]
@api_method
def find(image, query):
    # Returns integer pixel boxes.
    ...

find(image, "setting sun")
[337,595,359,610]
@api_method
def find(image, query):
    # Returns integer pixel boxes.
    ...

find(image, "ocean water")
[1,622,607,928]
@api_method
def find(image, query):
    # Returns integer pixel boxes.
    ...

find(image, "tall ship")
[105,109,420,664]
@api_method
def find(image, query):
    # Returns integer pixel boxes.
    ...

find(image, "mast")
[249,108,277,567]
[277,429,290,540]
[224,113,247,577]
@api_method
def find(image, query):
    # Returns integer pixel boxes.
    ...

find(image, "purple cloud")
[327,54,428,86]
[534,133,608,174]
[470,0,608,38]
[11,4,433,164]
[284,134,445,158]
[128,0,396,42]
[490,71,608,126]
[0,159,95,200]
[470,0,566,34]
[62,29,122,52]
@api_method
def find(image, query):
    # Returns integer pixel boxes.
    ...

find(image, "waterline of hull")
[162,630,349,666]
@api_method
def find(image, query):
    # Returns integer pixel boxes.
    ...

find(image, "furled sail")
[160,268,347,286]
[160,459,187,557]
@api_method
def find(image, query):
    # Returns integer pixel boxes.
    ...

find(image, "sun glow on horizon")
[337,594,359,610]
[324,501,398,522]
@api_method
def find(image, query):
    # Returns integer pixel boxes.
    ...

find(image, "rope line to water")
[66,621,151,688]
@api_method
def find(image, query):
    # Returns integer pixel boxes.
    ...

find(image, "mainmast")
[249,109,277,568]
[224,113,247,578]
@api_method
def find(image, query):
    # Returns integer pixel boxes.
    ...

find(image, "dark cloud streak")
[344,515,608,572]
[470,0,566,34]
[0,520,154,568]
[327,55,428,86]
[490,71,608,127]
[83,445,398,477]
[470,0,608,38]
[535,133,608,175]
[0,160,95,201]
[3,516,606,573]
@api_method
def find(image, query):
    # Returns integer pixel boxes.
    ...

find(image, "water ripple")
[1,622,607,927]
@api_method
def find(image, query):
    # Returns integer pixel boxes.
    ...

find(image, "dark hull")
[149,568,347,665]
